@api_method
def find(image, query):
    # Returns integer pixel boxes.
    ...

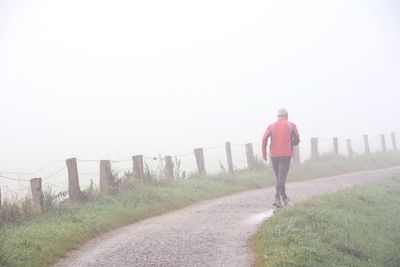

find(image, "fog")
[0,1,400,186]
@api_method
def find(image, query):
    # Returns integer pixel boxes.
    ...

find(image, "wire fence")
[0,132,399,201]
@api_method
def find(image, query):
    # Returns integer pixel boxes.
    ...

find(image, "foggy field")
[254,176,400,267]
[1,1,400,266]
[1,0,400,194]
[0,152,400,266]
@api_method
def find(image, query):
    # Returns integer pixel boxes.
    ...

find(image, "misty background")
[0,0,399,193]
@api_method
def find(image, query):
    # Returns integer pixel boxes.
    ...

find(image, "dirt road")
[54,166,400,267]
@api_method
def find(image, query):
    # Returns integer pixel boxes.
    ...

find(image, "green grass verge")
[253,175,400,267]
[1,152,400,267]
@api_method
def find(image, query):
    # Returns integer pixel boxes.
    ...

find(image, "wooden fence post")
[245,143,256,169]
[165,156,174,179]
[311,137,319,160]
[381,134,386,152]
[363,135,370,154]
[225,142,234,173]
[132,155,145,183]
[293,145,300,165]
[346,139,353,156]
[391,132,397,151]
[100,160,114,193]
[66,158,82,201]
[194,148,206,175]
[30,178,44,212]
[333,137,339,154]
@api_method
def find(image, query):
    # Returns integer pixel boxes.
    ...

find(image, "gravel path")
[54,166,400,267]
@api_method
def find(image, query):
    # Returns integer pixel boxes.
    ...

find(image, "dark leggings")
[271,157,291,201]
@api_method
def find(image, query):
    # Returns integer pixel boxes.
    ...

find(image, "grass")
[253,175,400,267]
[0,151,400,266]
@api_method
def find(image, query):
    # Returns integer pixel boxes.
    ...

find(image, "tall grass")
[0,151,399,266]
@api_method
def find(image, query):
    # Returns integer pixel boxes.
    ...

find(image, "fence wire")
[1,132,399,200]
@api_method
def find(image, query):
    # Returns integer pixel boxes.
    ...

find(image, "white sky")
[1,0,400,173]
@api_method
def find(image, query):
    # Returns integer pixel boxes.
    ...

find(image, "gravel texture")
[54,166,400,267]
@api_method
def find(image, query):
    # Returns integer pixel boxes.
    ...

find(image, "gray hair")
[277,108,289,118]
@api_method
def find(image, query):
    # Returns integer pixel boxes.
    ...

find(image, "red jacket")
[262,118,300,159]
